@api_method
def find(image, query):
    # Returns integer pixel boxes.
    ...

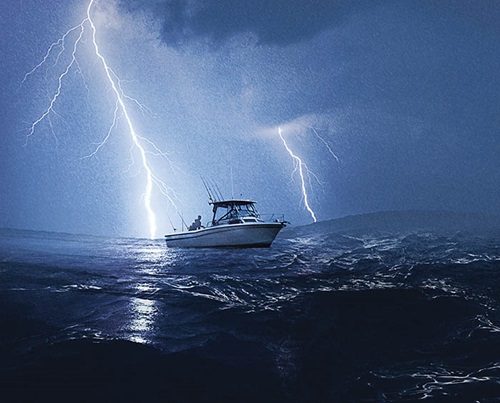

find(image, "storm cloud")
[120,0,375,46]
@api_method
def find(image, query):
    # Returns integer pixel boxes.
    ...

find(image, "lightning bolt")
[309,127,340,165]
[278,127,317,223]
[25,20,87,145]
[22,0,179,239]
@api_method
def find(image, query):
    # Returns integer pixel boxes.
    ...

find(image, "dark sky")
[0,0,499,237]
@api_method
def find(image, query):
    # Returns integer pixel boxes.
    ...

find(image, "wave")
[1,210,500,401]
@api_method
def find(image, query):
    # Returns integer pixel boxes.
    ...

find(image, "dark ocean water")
[1,211,500,402]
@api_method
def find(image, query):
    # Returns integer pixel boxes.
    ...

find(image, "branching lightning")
[25,21,86,146]
[309,127,340,165]
[23,0,179,239]
[278,124,341,223]
[81,101,121,160]
[278,127,317,223]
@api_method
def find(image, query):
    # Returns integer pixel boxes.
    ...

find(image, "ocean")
[1,211,500,402]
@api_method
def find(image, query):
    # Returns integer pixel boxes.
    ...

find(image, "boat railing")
[258,213,286,223]
[204,213,286,227]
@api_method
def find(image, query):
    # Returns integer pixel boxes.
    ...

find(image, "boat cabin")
[210,199,261,226]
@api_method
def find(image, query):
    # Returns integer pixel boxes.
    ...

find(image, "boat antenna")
[201,176,214,202]
[230,165,234,199]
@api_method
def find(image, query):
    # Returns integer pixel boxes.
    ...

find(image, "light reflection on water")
[125,243,173,344]
[129,295,157,344]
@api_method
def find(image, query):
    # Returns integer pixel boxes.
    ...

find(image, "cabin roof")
[210,199,256,208]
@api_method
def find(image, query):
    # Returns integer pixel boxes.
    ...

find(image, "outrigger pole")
[201,176,225,202]
[214,182,224,201]
[201,176,214,202]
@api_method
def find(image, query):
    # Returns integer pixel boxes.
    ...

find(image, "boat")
[164,199,286,248]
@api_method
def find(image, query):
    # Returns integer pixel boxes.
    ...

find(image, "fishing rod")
[176,211,188,231]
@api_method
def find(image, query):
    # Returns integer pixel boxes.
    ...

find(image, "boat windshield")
[212,201,259,224]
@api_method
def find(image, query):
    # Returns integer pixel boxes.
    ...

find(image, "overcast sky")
[0,0,499,237]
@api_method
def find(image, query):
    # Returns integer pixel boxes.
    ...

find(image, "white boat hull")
[164,222,284,248]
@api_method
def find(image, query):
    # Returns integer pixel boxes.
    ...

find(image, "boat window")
[240,204,257,217]
[214,206,230,222]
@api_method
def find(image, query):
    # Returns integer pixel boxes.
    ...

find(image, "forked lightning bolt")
[23,0,179,239]
[278,127,317,223]
[309,127,340,165]
[25,21,86,145]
